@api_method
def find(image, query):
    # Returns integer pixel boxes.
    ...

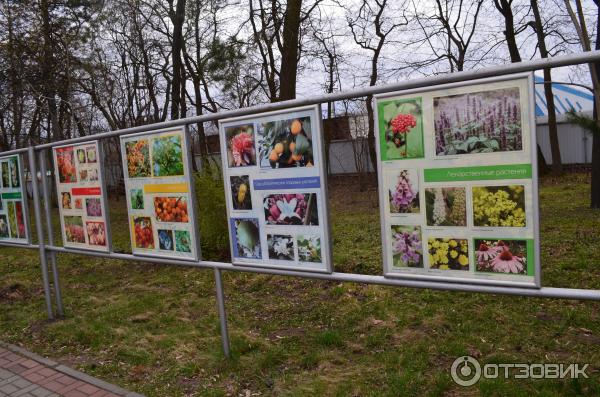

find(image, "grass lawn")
[1,173,599,396]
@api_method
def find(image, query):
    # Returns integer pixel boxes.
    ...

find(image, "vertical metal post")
[39,150,64,317]
[214,268,231,358]
[27,147,54,320]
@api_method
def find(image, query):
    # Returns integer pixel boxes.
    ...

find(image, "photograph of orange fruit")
[154,196,189,223]
[257,116,315,169]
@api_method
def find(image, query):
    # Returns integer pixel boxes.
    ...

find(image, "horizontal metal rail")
[1,245,582,301]
[0,49,596,156]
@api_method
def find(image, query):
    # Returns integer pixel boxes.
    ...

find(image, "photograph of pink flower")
[390,225,423,268]
[263,193,319,226]
[226,124,256,167]
[474,239,528,274]
[385,169,419,214]
[434,87,523,156]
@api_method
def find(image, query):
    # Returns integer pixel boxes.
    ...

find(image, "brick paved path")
[0,344,143,397]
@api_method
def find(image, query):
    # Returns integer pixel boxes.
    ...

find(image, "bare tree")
[413,0,488,73]
[346,0,409,173]
[248,0,322,102]
[529,0,563,174]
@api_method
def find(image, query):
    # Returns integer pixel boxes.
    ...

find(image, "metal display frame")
[0,153,31,245]
[218,105,333,274]
[119,126,202,262]
[2,52,600,358]
[52,140,113,253]
[374,73,541,288]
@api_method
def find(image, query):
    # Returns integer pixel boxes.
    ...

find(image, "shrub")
[194,165,230,261]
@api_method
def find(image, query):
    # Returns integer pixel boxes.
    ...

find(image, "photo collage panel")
[376,76,537,285]
[0,155,28,243]
[120,128,199,260]
[54,142,109,251]
[221,106,330,273]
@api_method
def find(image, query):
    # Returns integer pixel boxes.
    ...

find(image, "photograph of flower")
[56,147,77,183]
[267,234,294,261]
[85,221,106,246]
[377,97,424,160]
[257,117,314,168]
[130,189,144,209]
[226,124,256,167]
[425,187,467,226]
[230,175,252,210]
[88,169,99,182]
[427,238,469,270]
[77,148,86,164]
[475,239,527,274]
[434,87,523,156]
[7,201,16,238]
[385,169,419,214]
[297,235,321,263]
[64,216,85,243]
[472,185,525,227]
[15,201,25,238]
[1,161,9,188]
[175,230,192,253]
[133,216,154,249]
[86,146,97,163]
[79,169,88,182]
[158,229,174,250]
[232,218,261,259]
[263,193,318,226]
[152,135,184,176]
[390,225,423,268]
[9,156,20,188]
[86,198,103,217]
[125,139,151,178]
[0,215,9,238]
[74,198,83,209]
[61,192,72,209]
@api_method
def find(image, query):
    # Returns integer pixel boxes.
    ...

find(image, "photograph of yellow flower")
[472,185,526,227]
[427,238,469,270]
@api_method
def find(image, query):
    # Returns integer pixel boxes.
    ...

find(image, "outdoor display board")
[375,73,540,287]
[219,105,332,273]
[120,127,200,260]
[0,154,29,244]
[53,141,110,251]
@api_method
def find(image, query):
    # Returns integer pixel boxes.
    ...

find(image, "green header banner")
[424,164,532,182]
[1,192,22,200]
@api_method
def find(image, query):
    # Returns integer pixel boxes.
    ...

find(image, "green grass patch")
[0,174,599,396]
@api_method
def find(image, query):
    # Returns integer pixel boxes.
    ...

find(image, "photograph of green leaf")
[152,135,184,177]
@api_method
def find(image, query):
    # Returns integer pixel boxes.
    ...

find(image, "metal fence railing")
[2,50,600,358]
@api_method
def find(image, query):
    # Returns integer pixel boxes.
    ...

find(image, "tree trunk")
[592,1,600,208]
[366,96,377,176]
[169,0,186,120]
[531,0,563,174]
[40,0,60,142]
[279,0,302,101]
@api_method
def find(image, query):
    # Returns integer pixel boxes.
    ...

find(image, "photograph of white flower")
[267,234,295,261]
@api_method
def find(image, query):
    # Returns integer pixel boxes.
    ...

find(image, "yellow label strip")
[143,183,189,194]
